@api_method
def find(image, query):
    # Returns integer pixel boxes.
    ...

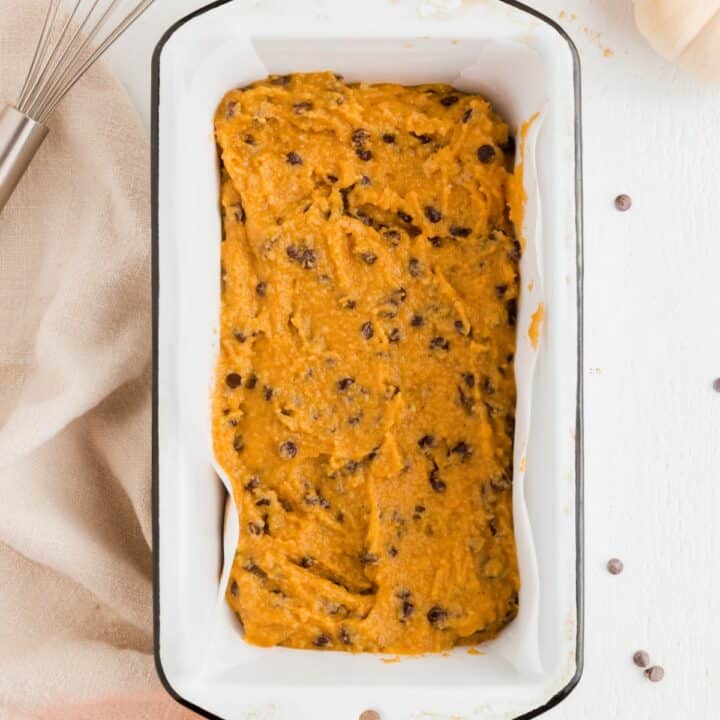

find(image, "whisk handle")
[0,105,49,215]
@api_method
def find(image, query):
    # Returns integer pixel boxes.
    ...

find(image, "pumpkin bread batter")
[213,72,520,654]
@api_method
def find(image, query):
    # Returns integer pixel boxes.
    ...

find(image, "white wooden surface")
[102,0,720,717]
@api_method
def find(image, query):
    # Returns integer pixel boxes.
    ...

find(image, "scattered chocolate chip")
[440,95,459,107]
[424,206,443,224]
[313,634,332,648]
[248,520,264,536]
[462,108,473,123]
[388,545,399,558]
[244,134,255,145]
[340,627,352,645]
[495,284,508,299]
[400,600,415,620]
[299,556,315,569]
[343,299,357,310]
[483,376,496,395]
[244,476,260,491]
[645,666,664,682]
[430,336,450,351]
[233,330,247,343]
[326,173,339,183]
[256,281,267,296]
[500,136,516,155]
[361,251,377,265]
[359,552,380,565]
[418,435,435,449]
[286,244,317,269]
[352,128,371,145]
[429,236,443,248]
[286,151,303,165]
[411,313,425,327]
[336,511,346,523]
[384,229,400,245]
[406,224,422,237]
[347,414,362,426]
[255,498,270,506]
[388,328,401,343]
[411,132,433,144]
[429,468,446,493]
[356,148,373,161]
[279,440,298,459]
[270,74,291,86]
[615,194,632,212]
[226,373,242,389]
[391,287,407,304]
[633,650,650,668]
[490,471,512,491]
[408,258,422,277]
[477,145,496,163]
[449,225,471,238]
[454,319,466,334]
[506,298,518,327]
[263,385,274,401]
[509,239,522,262]
[427,606,448,626]
[361,321,374,340]
[337,377,355,391]
[232,203,246,223]
[226,101,237,119]
[229,579,239,597]
[607,558,624,575]
[397,210,413,224]
[382,133,396,144]
[360,174,372,186]
[451,441,472,461]
[463,373,475,388]
[293,101,313,114]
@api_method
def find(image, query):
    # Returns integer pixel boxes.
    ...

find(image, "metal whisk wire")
[1,0,155,213]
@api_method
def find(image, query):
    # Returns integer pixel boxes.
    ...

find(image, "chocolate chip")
[406,225,422,237]
[352,128,371,144]
[615,194,632,212]
[361,321,374,340]
[326,173,339,183]
[500,136,516,155]
[607,558,624,575]
[256,281,267,296]
[424,206,443,224]
[382,133,396,143]
[408,258,422,277]
[458,385,473,415]
[229,579,239,597]
[361,251,377,265]
[411,132,433,144]
[299,556,315,568]
[263,385,274,401]
[506,298,518,327]
[279,440,298,459]
[418,434,435,449]
[430,336,450,351]
[356,148,373,161]
[343,299,357,310]
[482,376,495,395]
[451,441,472,461]
[347,414,362,426]
[244,476,260,491]
[645,666,665,682]
[427,606,448,625]
[231,203,246,223]
[454,319,466,334]
[490,470,512,491]
[390,287,407,304]
[463,373,475,388]
[633,650,650,668]
[286,151,303,165]
[397,210,413,223]
[226,101,237,119]
[384,229,400,245]
[313,634,332,647]
[429,236,443,247]
[401,600,415,620]
[293,101,313,114]
[339,627,352,645]
[248,520,264,535]
[286,244,317,269]
[429,468,446,493]
[270,74,291,85]
[226,373,242,389]
[411,314,425,327]
[509,240,522,262]
[449,225,471,238]
[360,174,372,186]
[233,330,247,343]
[495,284,508,299]
[232,432,245,452]
[255,498,270,506]
[388,328,401,343]
[243,374,257,390]
[477,145,496,163]
[440,95,459,107]
[388,545,399,558]
[462,108,473,123]
[337,377,355,391]
[359,552,380,564]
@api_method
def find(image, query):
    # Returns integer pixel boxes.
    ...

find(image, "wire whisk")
[1,0,155,213]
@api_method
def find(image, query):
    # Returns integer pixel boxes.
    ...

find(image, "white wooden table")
[105,1,720,717]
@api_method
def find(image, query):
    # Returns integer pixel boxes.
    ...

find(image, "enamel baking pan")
[152,1,584,718]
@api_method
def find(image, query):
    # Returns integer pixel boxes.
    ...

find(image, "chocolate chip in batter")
[463,372,475,388]
[477,144,496,163]
[458,385,474,415]
[286,244,317,269]
[299,556,315,569]
[347,414,362,426]
[232,433,245,453]
[411,313,425,327]
[248,520,265,536]
[352,128,371,144]
[255,498,271,506]
[430,336,450,351]
[388,545,399,558]
[449,225,471,238]
[255,281,267,297]
[482,376,496,395]
[388,328,401,343]
[356,148,373,161]
[293,101,313,114]
[383,229,401,246]
[263,385,274,401]
[226,373,242,389]
[229,579,239,597]
[462,108,473,123]
[418,435,435,449]
[412,504,426,520]
[359,551,380,564]
[232,203,246,223]
[495,284,508,299]
[411,132,433,144]
[361,321,374,340]
[451,441,472,462]
[279,440,298,459]
[339,627,352,645]
[286,151,303,165]
[506,298,518,327]
[429,468,446,493]
[313,634,332,648]
[360,174,372,186]
[244,476,260,491]
[397,210,413,224]
[343,299,357,310]
[424,206,443,223]
[243,134,255,145]
[382,133,396,144]
[429,236,443,248]
[509,240,522,261]
[440,95,459,107]
[361,251,378,265]
[454,320,466,334]
[270,74,291,86]
[226,101,237,119]
[427,606,448,626]
[408,258,422,277]
[490,471,512,491]
[233,330,247,343]
[500,136,516,155]
[326,173,339,183]
[390,287,407,304]
[337,377,355,391]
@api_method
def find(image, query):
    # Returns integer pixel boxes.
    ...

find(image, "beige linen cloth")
[0,2,193,719]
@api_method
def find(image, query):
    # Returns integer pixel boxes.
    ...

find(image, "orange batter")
[213,72,520,654]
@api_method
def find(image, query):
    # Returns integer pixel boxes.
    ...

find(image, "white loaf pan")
[152,1,584,718]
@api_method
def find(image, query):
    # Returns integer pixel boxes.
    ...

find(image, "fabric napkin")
[0,2,191,718]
